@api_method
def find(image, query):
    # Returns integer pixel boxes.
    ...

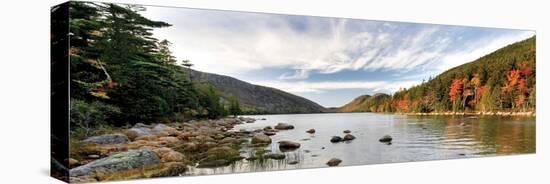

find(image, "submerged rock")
[379,135,393,143]
[264,153,286,160]
[264,131,276,136]
[343,134,356,141]
[330,136,343,143]
[274,123,294,130]
[306,129,316,134]
[326,158,342,167]
[196,159,232,168]
[278,140,301,152]
[82,134,129,145]
[343,130,351,133]
[70,149,161,177]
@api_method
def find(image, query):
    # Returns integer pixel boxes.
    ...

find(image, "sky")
[141,6,534,107]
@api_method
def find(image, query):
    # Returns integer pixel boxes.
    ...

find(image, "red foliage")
[518,61,532,77]
[449,79,463,103]
[393,94,409,112]
[518,78,527,93]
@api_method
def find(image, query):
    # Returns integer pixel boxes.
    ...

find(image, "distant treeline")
[340,37,536,113]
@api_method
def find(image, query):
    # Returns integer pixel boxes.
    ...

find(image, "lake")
[185,113,535,175]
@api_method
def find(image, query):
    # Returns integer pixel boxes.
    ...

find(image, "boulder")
[343,134,356,141]
[152,124,179,136]
[306,129,316,134]
[68,158,79,167]
[219,137,237,144]
[263,126,273,131]
[70,149,161,177]
[88,155,100,159]
[379,135,393,142]
[153,147,185,162]
[82,134,129,145]
[158,136,180,145]
[125,127,153,140]
[264,153,286,160]
[274,123,294,130]
[135,134,158,141]
[278,140,300,152]
[182,142,198,152]
[251,134,272,144]
[330,136,343,143]
[343,130,351,133]
[326,158,342,167]
[264,131,276,136]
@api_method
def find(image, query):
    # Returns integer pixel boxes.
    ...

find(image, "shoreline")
[243,111,536,117]
[398,111,535,117]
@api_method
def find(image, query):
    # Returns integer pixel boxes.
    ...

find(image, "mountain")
[340,36,536,113]
[339,93,391,112]
[182,68,326,114]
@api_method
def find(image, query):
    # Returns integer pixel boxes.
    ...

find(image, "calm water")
[185,113,535,175]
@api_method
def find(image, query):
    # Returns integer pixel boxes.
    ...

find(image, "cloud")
[251,80,420,94]
[141,6,534,106]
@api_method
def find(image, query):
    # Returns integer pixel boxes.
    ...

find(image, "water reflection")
[184,113,535,176]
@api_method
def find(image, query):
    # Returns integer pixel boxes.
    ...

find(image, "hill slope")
[341,36,536,113]
[183,68,326,114]
[339,93,391,112]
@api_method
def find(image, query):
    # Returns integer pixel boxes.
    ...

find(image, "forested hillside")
[341,36,536,113]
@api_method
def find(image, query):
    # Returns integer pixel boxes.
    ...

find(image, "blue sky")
[142,6,534,107]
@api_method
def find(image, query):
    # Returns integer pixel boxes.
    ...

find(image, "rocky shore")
[69,116,395,182]
[69,117,261,182]
[400,111,535,117]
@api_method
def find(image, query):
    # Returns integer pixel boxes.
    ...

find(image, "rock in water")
[326,158,342,167]
[274,123,294,130]
[278,140,301,152]
[82,134,129,145]
[330,136,343,143]
[306,129,316,134]
[343,130,351,133]
[264,153,286,160]
[343,134,356,141]
[264,131,276,136]
[379,135,393,142]
[70,149,161,177]
[251,134,272,144]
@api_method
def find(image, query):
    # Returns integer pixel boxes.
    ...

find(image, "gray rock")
[82,134,129,145]
[70,149,161,177]
[326,158,342,167]
[288,160,299,165]
[278,140,300,152]
[343,134,356,141]
[274,123,294,130]
[379,135,393,142]
[264,153,286,160]
[330,136,343,143]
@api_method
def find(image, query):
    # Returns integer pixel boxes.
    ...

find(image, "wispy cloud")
[142,6,534,106]
[251,80,420,94]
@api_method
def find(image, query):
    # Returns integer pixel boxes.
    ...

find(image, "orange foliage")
[449,79,463,103]
[518,61,532,77]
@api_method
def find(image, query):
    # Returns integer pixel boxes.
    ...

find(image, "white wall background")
[0,0,547,183]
